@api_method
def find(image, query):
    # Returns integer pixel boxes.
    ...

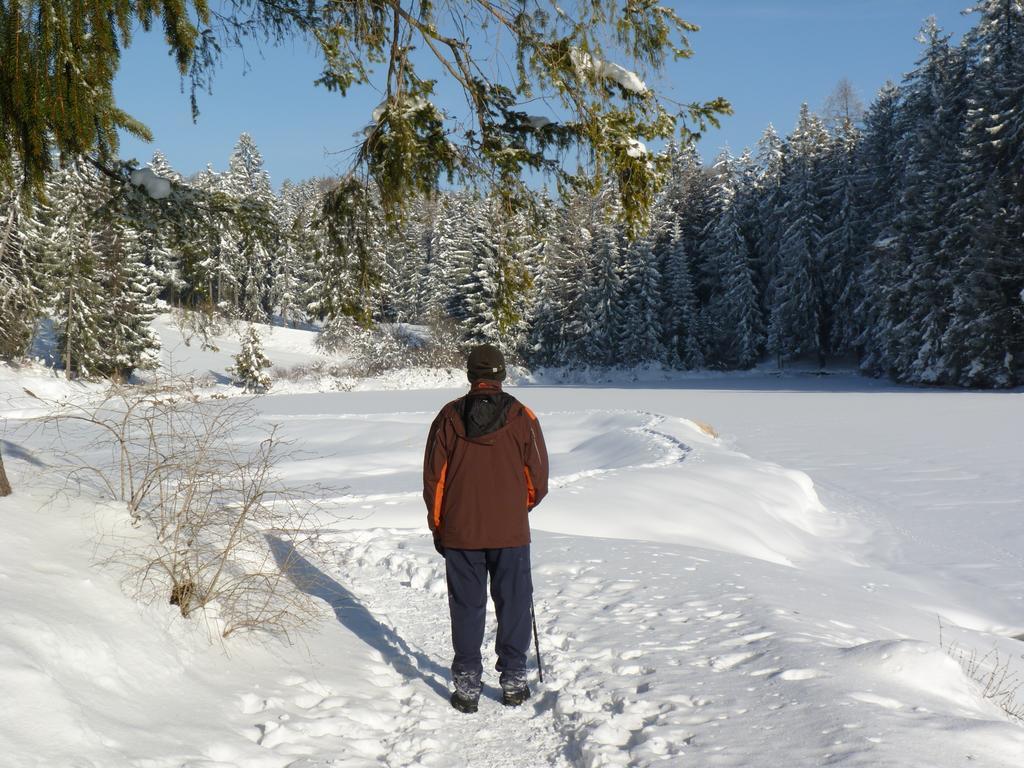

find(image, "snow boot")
[500,670,531,707]
[450,670,481,714]
[450,690,479,713]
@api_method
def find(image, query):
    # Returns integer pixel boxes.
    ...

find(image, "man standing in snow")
[423,344,549,713]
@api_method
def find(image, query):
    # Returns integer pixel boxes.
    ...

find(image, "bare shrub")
[170,306,232,352]
[316,316,467,375]
[25,378,326,639]
[272,360,355,390]
[940,618,1024,723]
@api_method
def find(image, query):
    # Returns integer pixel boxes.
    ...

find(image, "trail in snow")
[240,528,1024,768]
[238,531,571,768]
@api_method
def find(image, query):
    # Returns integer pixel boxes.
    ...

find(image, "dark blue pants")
[445,545,533,679]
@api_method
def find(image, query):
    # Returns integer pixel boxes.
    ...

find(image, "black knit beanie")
[467,344,507,382]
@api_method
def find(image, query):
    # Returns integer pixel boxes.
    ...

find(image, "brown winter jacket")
[423,383,549,549]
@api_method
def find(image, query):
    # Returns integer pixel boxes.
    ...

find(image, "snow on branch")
[129,167,172,200]
[570,48,648,94]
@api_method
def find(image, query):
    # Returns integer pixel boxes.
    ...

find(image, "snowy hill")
[1,319,1023,767]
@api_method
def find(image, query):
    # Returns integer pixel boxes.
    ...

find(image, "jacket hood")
[444,398,526,446]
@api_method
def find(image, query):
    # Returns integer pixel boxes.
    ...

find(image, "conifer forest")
[1,5,1023,388]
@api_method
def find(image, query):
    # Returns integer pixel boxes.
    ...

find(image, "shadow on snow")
[267,534,450,701]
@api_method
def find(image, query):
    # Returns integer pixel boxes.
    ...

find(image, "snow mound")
[264,402,839,568]
[840,639,1008,719]
[0,491,259,766]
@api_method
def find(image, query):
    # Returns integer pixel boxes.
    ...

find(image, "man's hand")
[433,535,446,557]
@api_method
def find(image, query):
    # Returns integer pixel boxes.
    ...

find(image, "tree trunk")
[0,445,12,497]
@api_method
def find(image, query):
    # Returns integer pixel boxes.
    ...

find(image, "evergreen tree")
[0,162,43,359]
[701,151,762,368]
[891,21,968,383]
[137,152,187,305]
[383,198,432,324]
[271,181,310,327]
[939,1,1024,386]
[426,195,475,325]
[225,133,276,321]
[583,210,624,366]
[767,105,831,366]
[660,220,703,369]
[229,325,273,392]
[529,194,592,366]
[617,233,663,365]
[819,117,866,360]
[192,163,236,314]
[852,83,904,376]
[94,219,162,381]
[754,124,786,316]
[148,151,183,184]
[460,199,531,351]
[27,161,107,378]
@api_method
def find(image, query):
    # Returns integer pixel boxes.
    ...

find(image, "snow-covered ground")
[1,320,1022,767]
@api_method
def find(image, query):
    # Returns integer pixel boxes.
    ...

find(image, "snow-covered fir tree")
[701,152,763,369]
[26,161,107,378]
[0,162,43,360]
[617,232,663,365]
[582,208,624,366]
[767,105,831,366]
[225,134,276,322]
[459,199,531,351]
[93,218,162,381]
[229,325,272,392]
[529,194,593,366]
[659,220,703,369]
[937,1,1024,387]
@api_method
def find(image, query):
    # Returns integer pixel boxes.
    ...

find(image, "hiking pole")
[531,597,544,683]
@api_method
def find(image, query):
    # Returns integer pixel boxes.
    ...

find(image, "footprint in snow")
[778,668,825,681]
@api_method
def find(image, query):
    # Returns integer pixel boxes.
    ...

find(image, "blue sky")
[114,1,978,188]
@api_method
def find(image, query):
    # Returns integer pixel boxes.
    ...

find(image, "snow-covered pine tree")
[225,133,277,322]
[660,219,703,369]
[767,104,831,367]
[382,197,431,324]
[701,150,763,368]
[700,150,739,365]
[424,194,475,326]
[229,325,272,392]
[732,148,766,301]
[191,163,236,315]
[937,0,1024,387]
[137,152,188,306]
[890,21,968,383]
[148,151,183,184]
[0,162,43,360]
[26,160,106,378]
[529,193,592,367]
[662,145,719,302]
[617,232,663,366]
[459,198,531,351]
[819,116,866,362]
[458,202,499,345]
[308,180,387,333]
[582,204,623,366]
[271,180,310,327]
[851,83,904,377]
[93,217,162,381]
[754,124,786,317]
[503,205,542,356]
